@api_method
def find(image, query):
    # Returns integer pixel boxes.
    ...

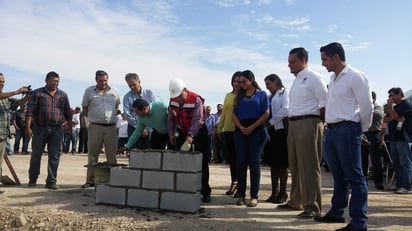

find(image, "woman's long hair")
[234,70,261,108]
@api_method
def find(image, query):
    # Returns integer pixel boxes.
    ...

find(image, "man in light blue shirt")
[119,99,168,151]
[123,73,155,149]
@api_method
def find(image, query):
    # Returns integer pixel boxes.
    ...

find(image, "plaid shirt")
[0,97,18,139]
[27,87,72,126]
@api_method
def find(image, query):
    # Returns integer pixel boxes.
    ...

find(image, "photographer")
[0,72,31,194]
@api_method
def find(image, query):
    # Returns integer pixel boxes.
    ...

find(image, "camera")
[23,85,33,95]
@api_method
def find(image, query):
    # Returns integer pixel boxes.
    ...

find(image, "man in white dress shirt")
[315,42,372,231]
[277,47,327,219]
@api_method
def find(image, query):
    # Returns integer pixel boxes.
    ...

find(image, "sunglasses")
[388,93,395,97]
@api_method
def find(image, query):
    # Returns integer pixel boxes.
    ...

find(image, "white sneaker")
[395,187,410,194]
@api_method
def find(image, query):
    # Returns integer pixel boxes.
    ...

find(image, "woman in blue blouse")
[232,70,269,207]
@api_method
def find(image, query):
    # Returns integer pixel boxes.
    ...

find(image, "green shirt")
[125,101,168,149]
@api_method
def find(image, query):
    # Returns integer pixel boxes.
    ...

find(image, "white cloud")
[258,15,311,31]
[216,0,251,7]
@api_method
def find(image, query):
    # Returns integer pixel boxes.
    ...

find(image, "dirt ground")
[0,152,411,231]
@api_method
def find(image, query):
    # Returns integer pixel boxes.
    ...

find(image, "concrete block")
[96,184,126,205]
[142,170,174,190]
[162,151,202,172]
[127,189,159,209]
[160,192,201,213]
[129,149,162,169]
[110,167,141,187]
[176,172,202,192]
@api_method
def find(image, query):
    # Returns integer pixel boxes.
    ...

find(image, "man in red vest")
[167,78,211,203]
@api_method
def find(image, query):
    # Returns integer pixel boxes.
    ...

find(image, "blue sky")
[1,0,411,112]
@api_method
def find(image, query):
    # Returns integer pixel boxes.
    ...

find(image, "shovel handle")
[3,154,20,185]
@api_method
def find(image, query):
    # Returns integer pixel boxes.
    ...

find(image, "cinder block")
[129,149,162,169]
[160,192,201,213]
[142,170,174,190]
[127,189,159,209]
[162,151,202,172]
[110,167,141,187]
[96,184,126,205]
[176,172,202,192]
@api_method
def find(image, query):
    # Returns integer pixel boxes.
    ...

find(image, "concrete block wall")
[96,149,203,213]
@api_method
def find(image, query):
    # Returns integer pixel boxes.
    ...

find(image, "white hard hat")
[169,78,185,98]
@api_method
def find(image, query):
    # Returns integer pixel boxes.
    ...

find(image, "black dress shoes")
[314,213,345,223]
[335,223,367,231]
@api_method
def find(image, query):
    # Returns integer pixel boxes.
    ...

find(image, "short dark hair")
[264,73,284,88]
[289,47,308,62]
[320,42,346,61]
[45,71,59,81]
[371,91,376,100]
[388,87,404,97]
[95,70,108,80]
[125,73,139,81]
[132,98,149,111]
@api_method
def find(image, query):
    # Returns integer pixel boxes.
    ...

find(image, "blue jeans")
[71,128,80,152]
[324,122,367,229]
[390,140,412,190]
[14,128,30,153]
[29,126,63,183]
[234,126,268,199]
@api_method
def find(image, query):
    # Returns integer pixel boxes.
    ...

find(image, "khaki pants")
[287,118,323,213]
[86,123,117,184]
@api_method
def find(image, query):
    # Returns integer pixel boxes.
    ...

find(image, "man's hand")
[169,135,176,146]
[142,128,148,138]
[25,127,32,138]
[185,135,194,144]
[118,147,128,154]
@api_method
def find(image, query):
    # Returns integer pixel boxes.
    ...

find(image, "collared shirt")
[0,98,17,139]
[205,114,216,135]
[217,92,236,133]
[269,88,289,130]
[288,67,327,117]
[325,65,373,132]
[123,88,155,128]
[126,101,168,149]
[27,87,72,127]
[82,85,120,124]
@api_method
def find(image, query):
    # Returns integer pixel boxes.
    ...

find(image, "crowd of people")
[1,42,412,231]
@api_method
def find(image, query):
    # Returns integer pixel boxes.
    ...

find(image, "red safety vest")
[169,91,204,134]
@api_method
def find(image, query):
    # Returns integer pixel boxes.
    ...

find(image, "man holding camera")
[0,72,31,194]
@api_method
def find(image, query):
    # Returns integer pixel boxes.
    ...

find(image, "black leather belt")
[327,121,356,128]
[92,122,115,127]
[288,114,320,121]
